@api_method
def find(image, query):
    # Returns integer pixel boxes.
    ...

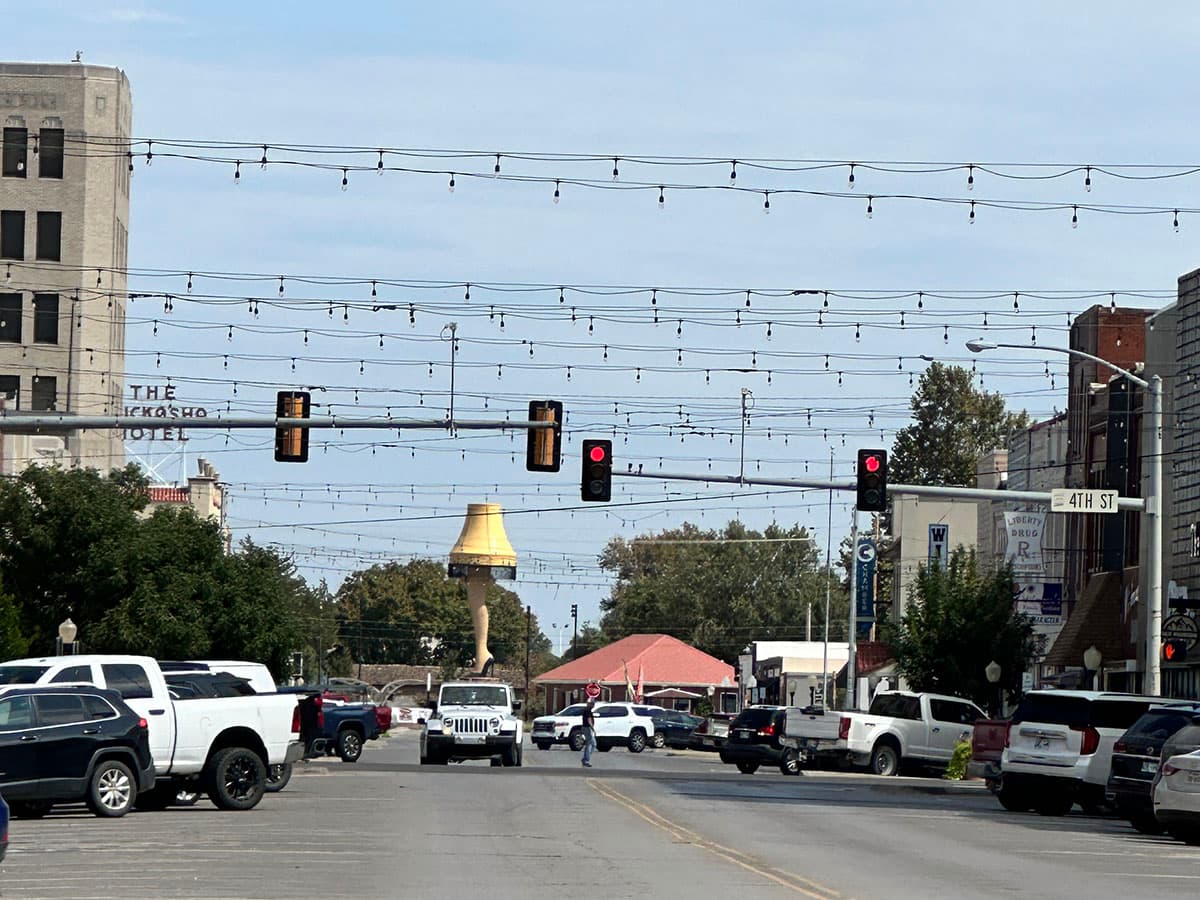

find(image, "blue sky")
[8,1,1200,640]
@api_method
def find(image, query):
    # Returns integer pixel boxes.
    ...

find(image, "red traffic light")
[864,455,881,473]
[589,445,607,463]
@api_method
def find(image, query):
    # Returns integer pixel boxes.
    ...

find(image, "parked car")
[0,792,7,861]
[721,706,802,776]
[530,702,659,752]
[1153,747,1200,845]
[649,709,703,749]
[0,685,156,818]
[783,692,984,776]
[1106,704,1200,833]
[690,712,735,751]
[999,690,1171,816]
[0,655,302,812]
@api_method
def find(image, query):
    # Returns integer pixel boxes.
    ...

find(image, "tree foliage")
[0,465,315,676]
[881,549,1035,709]
[891,362,1029,486]
[598,520,847,663]
[333,559,551,668]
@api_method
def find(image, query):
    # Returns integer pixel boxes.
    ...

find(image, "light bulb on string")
[1174,209,1180,232]
[553,180,560,204]
[658,186,665,209]
[729,160,737,182]
[847,162,855,188]
[969,200,975,225]
[917,291,924,310]
[1071,205,1079,229]
[341,168,348,191]
[967,164,974,190]
[493,154,501,177]
[448,173,456,192]
[233,161,240,184]
[866,196,873,219]
[376,150,384,175]
[763,192,770,214]
[145,140,153,165]
[1110,292,1117,313]
[1013,292,1020,312]
[612,157,620,181]
[1084,166,1092,192]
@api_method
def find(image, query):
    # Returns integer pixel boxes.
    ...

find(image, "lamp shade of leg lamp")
[448,503,518,675]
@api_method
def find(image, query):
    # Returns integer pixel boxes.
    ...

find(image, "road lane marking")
[589,778,847,899]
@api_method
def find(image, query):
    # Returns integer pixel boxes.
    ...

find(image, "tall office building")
[0,61,131,473]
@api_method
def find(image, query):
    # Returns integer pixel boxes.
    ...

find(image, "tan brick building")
[0,61,131,472]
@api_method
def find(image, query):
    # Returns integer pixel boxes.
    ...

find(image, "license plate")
[1143,760,1159,775]
[737,729,754,738]
[1187,772,1200,784]
[457,735,485,744]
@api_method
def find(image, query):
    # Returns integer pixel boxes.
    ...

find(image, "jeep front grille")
[447,716,489,734]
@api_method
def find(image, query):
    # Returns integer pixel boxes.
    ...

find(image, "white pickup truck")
[782,691,985,776]
[0,654,301,810]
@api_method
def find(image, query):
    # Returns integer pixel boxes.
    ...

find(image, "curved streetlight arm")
[965,340,1148,388]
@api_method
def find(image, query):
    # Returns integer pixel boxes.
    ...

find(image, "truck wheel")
[869,742,900,777]
[535,741,551,751]
[265,763,293,793]
[87,759,136,817]
[568,729,587,752]
[9,800,52,819]
[628,729,647,753]
[206,747,267,811]
[736,761,760,775]
[651,731,666,749]
[996,785,1032,812]
[779,750,803,776]
[501,742,522,767]
[1035,792,1074,817]
[337,728,364,762]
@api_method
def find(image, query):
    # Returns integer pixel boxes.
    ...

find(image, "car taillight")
[838,716,851,740]
[757,723,776,737]
[291,705,301,734]
[1076,725,1100,755]
[1113,740,1128,754]
[315,695,324,729]
[1162,761,1181,776]
[138,717,148,729]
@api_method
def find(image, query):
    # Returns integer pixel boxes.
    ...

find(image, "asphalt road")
[2,731,1198,899]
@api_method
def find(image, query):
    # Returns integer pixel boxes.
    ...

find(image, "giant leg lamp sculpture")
[448,503,517,676]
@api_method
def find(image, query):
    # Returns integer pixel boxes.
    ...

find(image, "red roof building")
[534,634,737,715]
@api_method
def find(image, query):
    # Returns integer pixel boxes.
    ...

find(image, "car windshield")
[732,708,777,728]
[1125,710,1198,744]
[0,666,48,685]
[1010,694,1089,728]
[440,686,508,707]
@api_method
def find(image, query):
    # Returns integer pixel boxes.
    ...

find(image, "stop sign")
[584,682,601,699]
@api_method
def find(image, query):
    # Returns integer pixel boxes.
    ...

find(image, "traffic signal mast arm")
[0,414,559,433]
[615,468,1146,511]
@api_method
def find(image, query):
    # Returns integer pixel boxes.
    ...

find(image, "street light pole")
[967,339,1163,696]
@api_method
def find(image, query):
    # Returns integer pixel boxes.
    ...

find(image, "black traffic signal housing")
[581,439,612,502]
[274,390,311,462]
[856,448,888,512]
[1163,639,1188,663]
[526,400,563,472]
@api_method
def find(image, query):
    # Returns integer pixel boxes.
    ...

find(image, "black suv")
[719,706,801,776]
[0,685,155,818]
[1107,703,1200,834]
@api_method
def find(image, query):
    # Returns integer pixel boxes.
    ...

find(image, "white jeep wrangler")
[420,680,524,767]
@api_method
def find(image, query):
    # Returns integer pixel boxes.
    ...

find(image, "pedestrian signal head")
[525,400,563,472]
[1163,639,1188,663]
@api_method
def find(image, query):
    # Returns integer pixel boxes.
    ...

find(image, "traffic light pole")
[846,506,859,711]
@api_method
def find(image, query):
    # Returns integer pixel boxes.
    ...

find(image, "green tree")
[891,363,1029,486]
[598,520,846,663]
[0,574,29,660]
[881,549,1035,709]
[0,464,148,649]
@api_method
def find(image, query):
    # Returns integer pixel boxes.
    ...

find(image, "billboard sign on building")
[928,524,949,568]
[1004,511,1046,576]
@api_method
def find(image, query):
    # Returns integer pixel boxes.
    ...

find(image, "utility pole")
[847,506,859,711]
[821,449,833,707]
